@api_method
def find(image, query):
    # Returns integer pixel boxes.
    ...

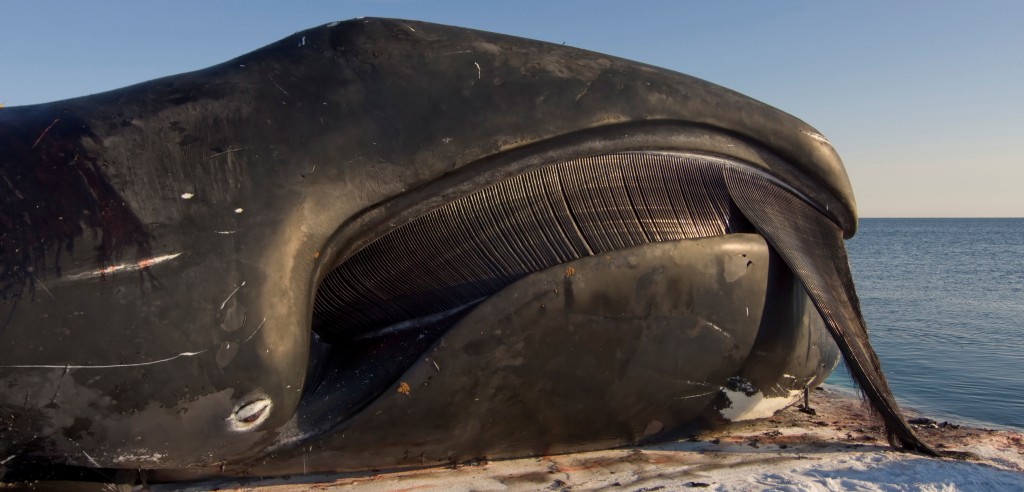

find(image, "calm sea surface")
[825,218,1024,431]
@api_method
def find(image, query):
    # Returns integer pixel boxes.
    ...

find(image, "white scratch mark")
[445,50,473,55]
[353,299,483,340]
[209,147,244,159]
[674,391,719,400]
[234,208,244,214]
[802,130,831,145]
[432,359,440,371]
[575,80,593,102]
[31,274,57,300]
[220,282,247,310]
[180,192,195,199]
[82,450,101,468]
[268,75,289,96]
[0,455,14,465]
[327,21,341,27]
[746,306,749,317]
[244,318,267,343]
[706,321,731,338]
[63,253,182,281]
[474,62,481,80]
[214,230,237,235]
[2,350,207,370]
[299,36,306,47]
[32,119,60,149]
[442,137,453,143]
[401,22,416,32]
[675,379,720,389]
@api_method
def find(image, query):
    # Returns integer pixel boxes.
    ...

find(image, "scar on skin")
[220,281,247,310]
[1,350,208,370]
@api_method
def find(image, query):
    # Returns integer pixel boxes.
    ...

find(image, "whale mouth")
[311,151,745,342]
[293,146,932,459]
[294,151,756,437]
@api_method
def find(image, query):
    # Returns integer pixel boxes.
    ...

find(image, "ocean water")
[825,218,1024,431]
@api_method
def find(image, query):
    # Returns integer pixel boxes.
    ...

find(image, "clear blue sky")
[2,1,1021,217]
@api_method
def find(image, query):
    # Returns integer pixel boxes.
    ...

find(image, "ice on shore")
[694,450,1023,491]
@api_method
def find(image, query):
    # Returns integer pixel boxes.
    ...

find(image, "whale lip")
[0,16,858,237]
[317,17,858,237]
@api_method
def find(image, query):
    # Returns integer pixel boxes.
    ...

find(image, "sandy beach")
[150,385,1024,491]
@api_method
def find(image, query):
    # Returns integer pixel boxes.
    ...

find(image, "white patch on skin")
[720,389,803,421]
[113,451,166,464]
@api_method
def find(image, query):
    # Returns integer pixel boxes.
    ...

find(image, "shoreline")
[158,385,1024,491]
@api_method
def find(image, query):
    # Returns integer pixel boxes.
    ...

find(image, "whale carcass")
[0,18,933,485]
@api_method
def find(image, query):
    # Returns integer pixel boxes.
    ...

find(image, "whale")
[0,18,933,485]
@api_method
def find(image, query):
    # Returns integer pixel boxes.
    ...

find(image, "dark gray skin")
[0,17,931,484]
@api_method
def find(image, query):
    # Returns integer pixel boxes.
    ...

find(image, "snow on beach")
[165,386,1024,491]
[194,450,1022,491]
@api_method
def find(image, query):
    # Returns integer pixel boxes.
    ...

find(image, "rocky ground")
[157,385,1024,491]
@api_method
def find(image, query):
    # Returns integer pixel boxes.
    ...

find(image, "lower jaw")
[248,232,837,477]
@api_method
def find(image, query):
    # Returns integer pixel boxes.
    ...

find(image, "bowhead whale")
[0,18,933,485]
